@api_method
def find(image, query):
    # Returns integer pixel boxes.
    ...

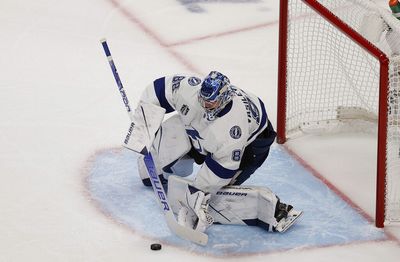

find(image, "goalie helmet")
[198,71,233,119]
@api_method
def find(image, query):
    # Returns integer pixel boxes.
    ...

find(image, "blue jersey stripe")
[153,77,174,113]
[248,98,268,141]
[205,154,237,179]
[216,100,233,118]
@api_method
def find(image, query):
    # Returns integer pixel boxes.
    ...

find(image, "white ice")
[1,0,400,261]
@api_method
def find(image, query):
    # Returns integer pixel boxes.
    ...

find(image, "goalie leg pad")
[150,114,191,167]
[137,115,193,185]
[167,176,301,231]
[211,186,279,230]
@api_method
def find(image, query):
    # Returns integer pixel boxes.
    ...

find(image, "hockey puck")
[150,243,162,251]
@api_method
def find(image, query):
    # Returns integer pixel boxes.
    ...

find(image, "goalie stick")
[100,38,208,246]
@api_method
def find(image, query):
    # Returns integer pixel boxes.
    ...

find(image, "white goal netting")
[284,0,400,223]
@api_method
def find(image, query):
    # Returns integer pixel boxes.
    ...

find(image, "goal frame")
[276,0,390,228]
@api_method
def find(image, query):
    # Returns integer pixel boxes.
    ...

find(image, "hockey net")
[277,0,400,227]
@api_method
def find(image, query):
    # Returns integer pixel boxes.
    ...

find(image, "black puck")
[150,243,162,251]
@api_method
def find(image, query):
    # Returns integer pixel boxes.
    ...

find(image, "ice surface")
[1,0,400,261]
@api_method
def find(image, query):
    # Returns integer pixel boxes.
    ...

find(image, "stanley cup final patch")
[230,126,241,139]
[188,77,201,86]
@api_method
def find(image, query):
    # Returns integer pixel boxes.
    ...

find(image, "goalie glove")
[178,185,214,232]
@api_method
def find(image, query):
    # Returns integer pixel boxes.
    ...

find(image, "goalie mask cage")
[277,0,400,227]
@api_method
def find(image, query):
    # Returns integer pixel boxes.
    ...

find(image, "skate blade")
[276,210,303,233]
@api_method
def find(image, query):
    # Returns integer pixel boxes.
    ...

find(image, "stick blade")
[165,212,208,246]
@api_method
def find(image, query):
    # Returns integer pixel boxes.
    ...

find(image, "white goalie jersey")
[139,74,270,193]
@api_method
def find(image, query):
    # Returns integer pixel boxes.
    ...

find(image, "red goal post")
[277,0,400,227]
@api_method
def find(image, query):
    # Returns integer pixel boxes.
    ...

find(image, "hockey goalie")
[125,71,303,235]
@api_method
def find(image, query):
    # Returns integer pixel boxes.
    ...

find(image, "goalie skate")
[275,209,303,233]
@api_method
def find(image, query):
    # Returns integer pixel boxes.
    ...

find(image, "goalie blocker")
[123,101,166,155]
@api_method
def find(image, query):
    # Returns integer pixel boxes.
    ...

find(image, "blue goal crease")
[86,145,386,256]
